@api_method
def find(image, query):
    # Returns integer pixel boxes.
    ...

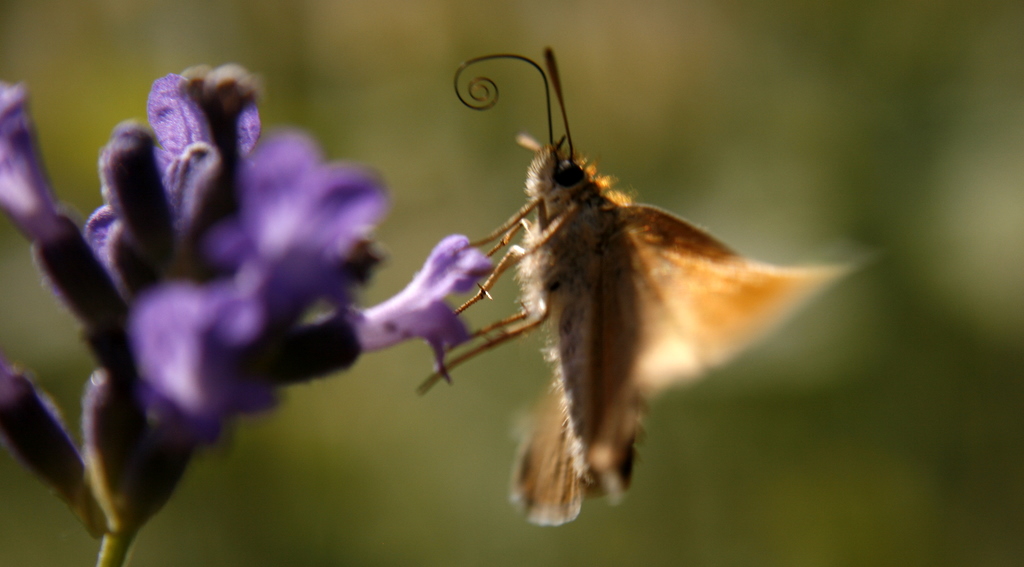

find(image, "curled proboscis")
[461,76,498,110]
[453,53,553,145]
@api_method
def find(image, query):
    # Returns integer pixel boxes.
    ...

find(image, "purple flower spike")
[1,64,497,549]
[355,235,492,380]
[206,131,388,322]
[0,82,63,243]
[130,283,275,443]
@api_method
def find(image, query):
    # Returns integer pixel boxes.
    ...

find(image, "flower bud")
[262,317,361,383]
[85,368,193,532]
[82,369,147,532]
[0,357,85,506]
[179,65,260,246]
[0,355,105,535]
[0,82,63,243]
[34,215,128,333]
[100,122,174,268]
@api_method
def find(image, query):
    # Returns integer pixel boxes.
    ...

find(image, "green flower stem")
[96,531,137,567]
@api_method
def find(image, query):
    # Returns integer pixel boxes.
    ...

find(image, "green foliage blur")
[1,0,1022,565]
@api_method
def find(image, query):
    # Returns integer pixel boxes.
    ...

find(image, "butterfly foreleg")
[470,309,530,339]
[486,219,530,256]
[417,306,549,395]
[458,202,579,314]
[469,197,541,248]
[455,244,528,314]
[529,200,579,250]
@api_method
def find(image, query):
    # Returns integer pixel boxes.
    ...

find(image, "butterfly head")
[553,147,585,188]
[524,142,623,213]
[525,144,583,203]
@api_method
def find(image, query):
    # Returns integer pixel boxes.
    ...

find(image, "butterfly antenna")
[544,48,574,158]
[454,53,554,146]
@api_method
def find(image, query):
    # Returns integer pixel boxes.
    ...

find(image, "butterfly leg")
[457,202,580,314]
[416,307,549,395]
[469,309,529,339]
[527,201,579,249]
[455,244,527,314]
[469,198,541,248]
[486,219,530,256]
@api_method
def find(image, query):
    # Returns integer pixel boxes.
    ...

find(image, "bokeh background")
[1,0,1023,565]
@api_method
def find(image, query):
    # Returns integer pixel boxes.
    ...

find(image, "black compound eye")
[554,160,584,187]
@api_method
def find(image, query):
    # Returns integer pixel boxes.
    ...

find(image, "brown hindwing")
[511,380,592,526]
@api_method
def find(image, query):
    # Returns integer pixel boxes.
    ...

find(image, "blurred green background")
[1,0,1023,565]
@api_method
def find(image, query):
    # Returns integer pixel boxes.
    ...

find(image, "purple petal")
[160,139,219,227]
[130,283,275,443]
[237,101,260,155]
[162,142,219,231]
[205,131,389,323]
[147,73,259,162]
[83,205,124,288]
[0,82,63,242]
[146,75,209,157]
[240,133,388,261]
[355,235,491,377]
[407,234,496,297]
[236,132,321,255]
[84,205,118,262]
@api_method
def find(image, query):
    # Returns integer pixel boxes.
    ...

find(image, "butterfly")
[419,49,846,526]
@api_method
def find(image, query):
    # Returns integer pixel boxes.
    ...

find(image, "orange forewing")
[622,205,845,394]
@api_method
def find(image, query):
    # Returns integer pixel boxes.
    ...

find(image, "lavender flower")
[204,131,388,323]
[130,283,274,444]
[356,235,492,380]
[0,65,491,562]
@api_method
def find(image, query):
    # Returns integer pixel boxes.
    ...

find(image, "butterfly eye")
[554,160,584,187]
